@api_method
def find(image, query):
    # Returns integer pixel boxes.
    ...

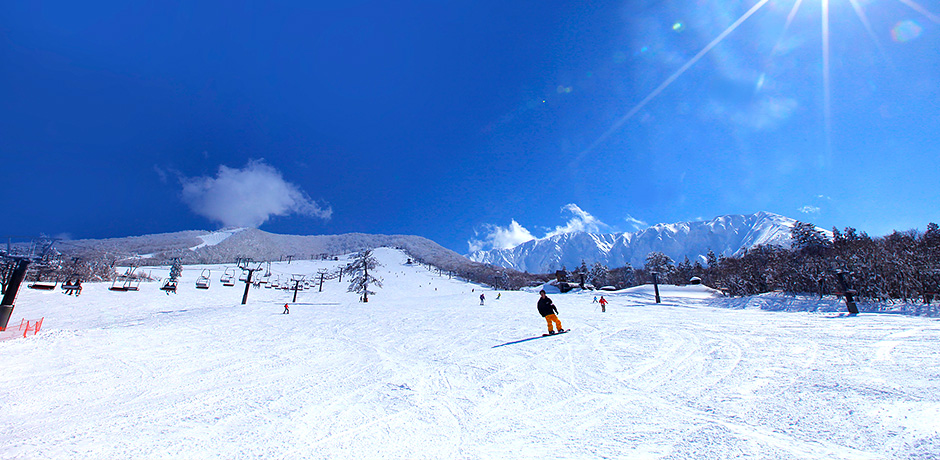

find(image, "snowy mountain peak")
[467,211,812,273]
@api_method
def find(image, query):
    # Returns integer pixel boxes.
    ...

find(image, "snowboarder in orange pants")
[537,290,564,334]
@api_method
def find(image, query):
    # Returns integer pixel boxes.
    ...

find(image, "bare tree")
[345,250,383,302]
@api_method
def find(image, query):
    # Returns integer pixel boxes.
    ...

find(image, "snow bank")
[709,291,940,317]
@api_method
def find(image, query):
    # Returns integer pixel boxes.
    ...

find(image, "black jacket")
[537,296,558,317]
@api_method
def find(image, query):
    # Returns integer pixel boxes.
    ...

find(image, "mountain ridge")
[467,211,814,273]
[53,228,473,272]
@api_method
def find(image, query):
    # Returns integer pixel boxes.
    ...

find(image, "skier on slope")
[599,296,608,313]
[480,293,485,305]
[537,290,564,335]
[283,303,290,314]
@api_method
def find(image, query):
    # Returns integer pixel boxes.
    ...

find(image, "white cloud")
[798,205,821,214]
[180,159,331,228]
[468,220,536,253]
[153,165,169,183]
[545,204,608,238]
[624,214,648,231]
[705,95,798,131]
[468,204,608,252]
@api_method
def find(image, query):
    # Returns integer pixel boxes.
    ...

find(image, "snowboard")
[543,329,570,337]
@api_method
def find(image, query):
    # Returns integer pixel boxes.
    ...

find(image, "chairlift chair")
[196,269,211,289]
[160,279,178,294]
[28,279,58,290]
[109,267,140,291]
[124,277,141,291]
[109,276,129,291]
[221,268,236,286]
[61,275,83,296]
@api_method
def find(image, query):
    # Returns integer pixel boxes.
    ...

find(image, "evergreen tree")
[676,256,693,284]
[644,252,675,283]
[791,221,830,254]
[705,249,718,269]
[589,262,609,288]
[609,264,635,289]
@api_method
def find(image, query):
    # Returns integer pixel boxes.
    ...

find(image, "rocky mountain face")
[467,211,807,273]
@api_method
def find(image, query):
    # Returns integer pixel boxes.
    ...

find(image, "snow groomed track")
[1,249,938,459]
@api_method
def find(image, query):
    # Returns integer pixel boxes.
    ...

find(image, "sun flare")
[580,0,940,160]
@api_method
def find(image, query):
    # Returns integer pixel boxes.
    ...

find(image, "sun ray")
[773,0,806,55]
[896,0,940,24]
[847,0,891,62]
[821,0,832,165]
[577,0,772,160]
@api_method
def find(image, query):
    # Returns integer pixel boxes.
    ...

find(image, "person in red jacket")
[537,290,564,334]
[599,296,608,312]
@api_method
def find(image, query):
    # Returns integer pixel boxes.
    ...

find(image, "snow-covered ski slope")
[2,248,939,459]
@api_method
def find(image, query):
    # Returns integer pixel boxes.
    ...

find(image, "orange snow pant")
[544,314,563,333]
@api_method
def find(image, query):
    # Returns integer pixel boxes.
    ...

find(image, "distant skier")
[537,290,564,334]
[283,303,290,314]
[480,293,485,305]
[592,296,598,303]
[496,293,501,300]
[599,296,608,313]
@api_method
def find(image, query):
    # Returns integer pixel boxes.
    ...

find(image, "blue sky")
[2,0,938,253]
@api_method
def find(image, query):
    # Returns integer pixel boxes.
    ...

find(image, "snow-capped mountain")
[467,211,813,273]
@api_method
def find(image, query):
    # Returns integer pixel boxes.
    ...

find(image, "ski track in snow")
[2,248,940,459]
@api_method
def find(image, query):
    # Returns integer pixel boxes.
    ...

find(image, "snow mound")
[619,283,724,299]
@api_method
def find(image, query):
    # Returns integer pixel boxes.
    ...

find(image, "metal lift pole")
[0,259,30,330]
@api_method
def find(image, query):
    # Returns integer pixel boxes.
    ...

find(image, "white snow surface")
[190,228,246,250]
[2,248,939,459]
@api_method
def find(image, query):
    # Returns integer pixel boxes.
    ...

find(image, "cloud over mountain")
[469,204,608,252]
[468,220,536,253]
[179,160,331,228]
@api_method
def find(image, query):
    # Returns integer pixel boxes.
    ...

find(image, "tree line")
[558,221,940,303]
[704,222,940,302]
